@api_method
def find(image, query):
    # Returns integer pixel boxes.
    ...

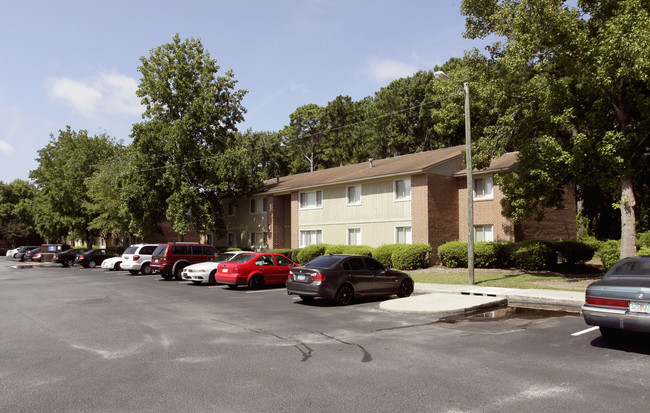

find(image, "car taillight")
[586,296,629,308]
[79,255,84,259]
[311,272,325,282]
[133,255,140,261]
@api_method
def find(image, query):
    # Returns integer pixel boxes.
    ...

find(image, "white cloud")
[45,70,142,118]
[366,57,420,83]
[0,140,15,155]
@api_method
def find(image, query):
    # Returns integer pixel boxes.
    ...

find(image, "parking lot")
[2,259,649,412]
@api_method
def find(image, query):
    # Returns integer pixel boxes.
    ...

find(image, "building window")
[299,190,322,209]
[475,225,494,242]
[228,202,236,216]
[227,233,236,247]
[299,230,322,247]
[206,233,214,246]
[250,232,267,249]
[347,228,361,245]
[394,178,411,201]
[395,226,412,244]
[250,198,267,214]
[474,177,493,200]
[346,185,361,206]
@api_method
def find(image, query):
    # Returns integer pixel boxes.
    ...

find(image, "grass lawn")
[409,265,604,291]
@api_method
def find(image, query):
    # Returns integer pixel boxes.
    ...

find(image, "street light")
[434,70,474,285]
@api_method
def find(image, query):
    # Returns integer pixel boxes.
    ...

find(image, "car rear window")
[124,246,138,254]
[229,253,256,263]
[152,245,167,256]
[304,255,342,269]
[606,259,650,278]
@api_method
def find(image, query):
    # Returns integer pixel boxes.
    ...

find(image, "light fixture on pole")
[434,70,474,285]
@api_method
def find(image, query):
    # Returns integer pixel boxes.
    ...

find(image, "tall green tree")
[461,0,650,257]
[0,180,39,246]
[30,127,121,246]
[281,104,327,173]
[125,34,262,238]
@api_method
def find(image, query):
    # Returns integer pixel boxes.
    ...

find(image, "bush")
[637,246,650,256]
[473,242,500,268]
[323,244,346,255]
[512,240,555,271]
[374,244,401,267]
[437,241,467,268]
[323,244,374,256]
[225,247,242,252]
[601,249,620,271]
[296,244,327,264]
[551,240,596,264]
[391,243,432,270]
[262,248,300,261]
[637,231,650,249]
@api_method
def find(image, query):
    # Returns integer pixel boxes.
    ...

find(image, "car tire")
[299,295,314,303]
[161,272,174,280]
[141,263,152,276]
[335,284,354,306]
[208,270,217,286]
[114,263,121,271]
[248,274,264,290]
[173,264,187,281]
[397,279,414,298]
[64,258,74,267]
[129,270,139,275]
[88,261,97,268]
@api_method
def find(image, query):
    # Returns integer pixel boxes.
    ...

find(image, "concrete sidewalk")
[379,282,586,315]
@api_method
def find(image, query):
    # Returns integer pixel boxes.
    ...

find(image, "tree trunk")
[620,177,637,258]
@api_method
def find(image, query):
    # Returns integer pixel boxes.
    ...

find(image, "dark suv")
[151,243,219,280]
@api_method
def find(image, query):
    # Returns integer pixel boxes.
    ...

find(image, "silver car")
[582,256,650,340]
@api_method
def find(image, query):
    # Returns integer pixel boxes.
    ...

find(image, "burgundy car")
[215,253,299,289]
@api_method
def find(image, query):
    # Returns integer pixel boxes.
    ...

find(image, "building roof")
[261,145,465,194]
[454,152,519,177]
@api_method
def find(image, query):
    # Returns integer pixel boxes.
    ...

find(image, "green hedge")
[550,240,596,264]
[374,244,401,267]
[391,243,432,270]
[512,240,555,271]
[437,241,467,268]
[637,246,650,256]
[473,242,501,268]
[296,244,327,264]
[638,231,650,249]
[263,248,301,262]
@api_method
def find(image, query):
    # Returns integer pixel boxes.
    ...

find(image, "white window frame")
[474,176,494,200]
[395,226,412,244]
[475,225,494,242]
[347,228,362,246]
[394,178,411,202]
[299,229,323,248]
[299,190,323,210]
[250,232,267,249]
[346,185,361,206]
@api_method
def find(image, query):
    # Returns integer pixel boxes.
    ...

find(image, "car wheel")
[299,295,314,303]
[208,270,217,286]
[65,258,74,267]
[173,264,187,281]
[335,284,354,306]
[397,279,414,298]
[114,263,121,271]
[141,263,152,276]
[129,270,139,275]
[161,272,174,280]
[227,285,238,289]
[248,274,264,290]
[88,261,97,268]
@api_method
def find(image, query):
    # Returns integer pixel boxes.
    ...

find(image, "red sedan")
[215,253,299,289]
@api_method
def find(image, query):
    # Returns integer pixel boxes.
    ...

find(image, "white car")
[182,251,248,285]
[120,244,160,275]
[6,248,19,257]
[101,256,123,271]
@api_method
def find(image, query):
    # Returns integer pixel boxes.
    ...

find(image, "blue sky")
[0,0,491,183]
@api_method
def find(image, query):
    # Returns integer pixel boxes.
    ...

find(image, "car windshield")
[304,255,342,269]
[211,253,238,262]
[228,253,257,263]
[124,246,138,254]
[605,259,650,278]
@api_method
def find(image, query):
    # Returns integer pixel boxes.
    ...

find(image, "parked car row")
[5,246,40,261]
[45,241,415,306]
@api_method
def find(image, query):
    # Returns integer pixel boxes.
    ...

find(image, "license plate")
[297,275,306,281]
[629,301,650,313]
[222,268,228,273]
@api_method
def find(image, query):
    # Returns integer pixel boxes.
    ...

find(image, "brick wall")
[145,221,201,243]
[515,185,577,241]
[290,191,299,249]
[411,174,429,245]
[267,195,288,249]
[428,174,459,259]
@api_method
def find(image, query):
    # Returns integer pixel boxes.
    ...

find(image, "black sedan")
[582,256,650,339]
[54,249,78,267]
[75,248,124,268]
[286,254,414,305]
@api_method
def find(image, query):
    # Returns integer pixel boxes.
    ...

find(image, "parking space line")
[246,289,285,294]
[571,326,599,336]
